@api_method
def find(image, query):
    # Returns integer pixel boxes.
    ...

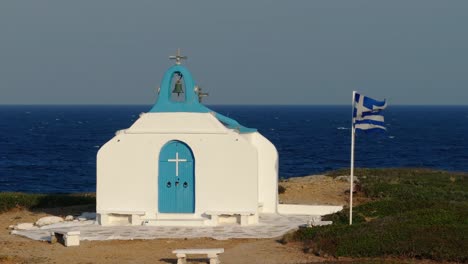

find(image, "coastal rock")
[35,216,64,227]
[65,215,74,221]
[14,223,35,230]
[78,212,96,221]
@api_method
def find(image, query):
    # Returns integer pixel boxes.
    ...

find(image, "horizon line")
[1,103,468,107]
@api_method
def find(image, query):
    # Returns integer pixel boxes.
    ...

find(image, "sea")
[0,105,467,193]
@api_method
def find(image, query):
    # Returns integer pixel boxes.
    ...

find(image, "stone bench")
[98,210,146,226]
[50,230,80,247]
[205,211,256,226]
[172,248,224,264]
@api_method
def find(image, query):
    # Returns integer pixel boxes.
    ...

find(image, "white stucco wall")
[97,112,261,219]
[242,132,279,213]
[128,112,228,134]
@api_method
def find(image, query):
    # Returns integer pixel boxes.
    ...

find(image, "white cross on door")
[167,152,187,176]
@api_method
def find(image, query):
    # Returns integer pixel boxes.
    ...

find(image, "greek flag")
[353,92,387,131]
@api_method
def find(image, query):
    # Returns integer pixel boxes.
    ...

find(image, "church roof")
[148,63,256,134]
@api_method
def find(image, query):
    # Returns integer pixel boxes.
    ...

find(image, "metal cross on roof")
[195,86,209,103]
[169,48,187,65]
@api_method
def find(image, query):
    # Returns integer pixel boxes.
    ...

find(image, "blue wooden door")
[158,141,195,213]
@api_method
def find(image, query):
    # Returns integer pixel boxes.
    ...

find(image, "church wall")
[128,112,228,134]
[97,136,157,214]
[97,130,258,218]
[242,132,279,213]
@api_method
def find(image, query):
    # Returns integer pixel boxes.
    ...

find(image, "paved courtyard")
[12,214,331,242]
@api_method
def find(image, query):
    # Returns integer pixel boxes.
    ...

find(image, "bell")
[172,80,184,96]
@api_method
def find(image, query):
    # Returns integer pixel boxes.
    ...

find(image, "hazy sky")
[1,1,467,105]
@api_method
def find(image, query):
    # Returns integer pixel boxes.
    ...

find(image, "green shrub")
[290,168,468,262]
[0,192,95,213]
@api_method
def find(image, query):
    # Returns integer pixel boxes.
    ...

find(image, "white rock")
[35,216,64,227]
[65,215,74,221]
[8,225,15,229]
[78,212,96,220]
[14,223,35,230]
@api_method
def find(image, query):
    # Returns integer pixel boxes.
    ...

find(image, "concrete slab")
[11,214,330,242]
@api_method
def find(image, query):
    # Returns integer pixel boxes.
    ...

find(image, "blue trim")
[214,113,257,133]
[148,65,256,133]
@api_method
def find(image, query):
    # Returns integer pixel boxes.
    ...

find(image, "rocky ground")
[279,175,349,206]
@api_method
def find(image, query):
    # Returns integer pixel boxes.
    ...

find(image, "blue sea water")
[0,105,467,193]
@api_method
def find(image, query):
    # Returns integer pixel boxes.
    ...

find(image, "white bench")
[205,211,256,226]
[172,248,224,264]
[98,210,146,226]
[50,230,80,247]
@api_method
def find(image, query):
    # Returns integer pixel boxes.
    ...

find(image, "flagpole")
[350,91,356,225]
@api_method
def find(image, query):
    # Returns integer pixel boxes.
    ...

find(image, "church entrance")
[158,141,195,213]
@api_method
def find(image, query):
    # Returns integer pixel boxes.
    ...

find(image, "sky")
[0,1,467,105]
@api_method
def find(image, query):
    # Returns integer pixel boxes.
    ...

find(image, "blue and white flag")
[353,92,387,131]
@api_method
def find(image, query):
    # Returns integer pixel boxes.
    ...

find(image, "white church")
[96,51,280,226]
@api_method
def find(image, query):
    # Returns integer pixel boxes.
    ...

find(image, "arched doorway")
[158,140,195,213]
